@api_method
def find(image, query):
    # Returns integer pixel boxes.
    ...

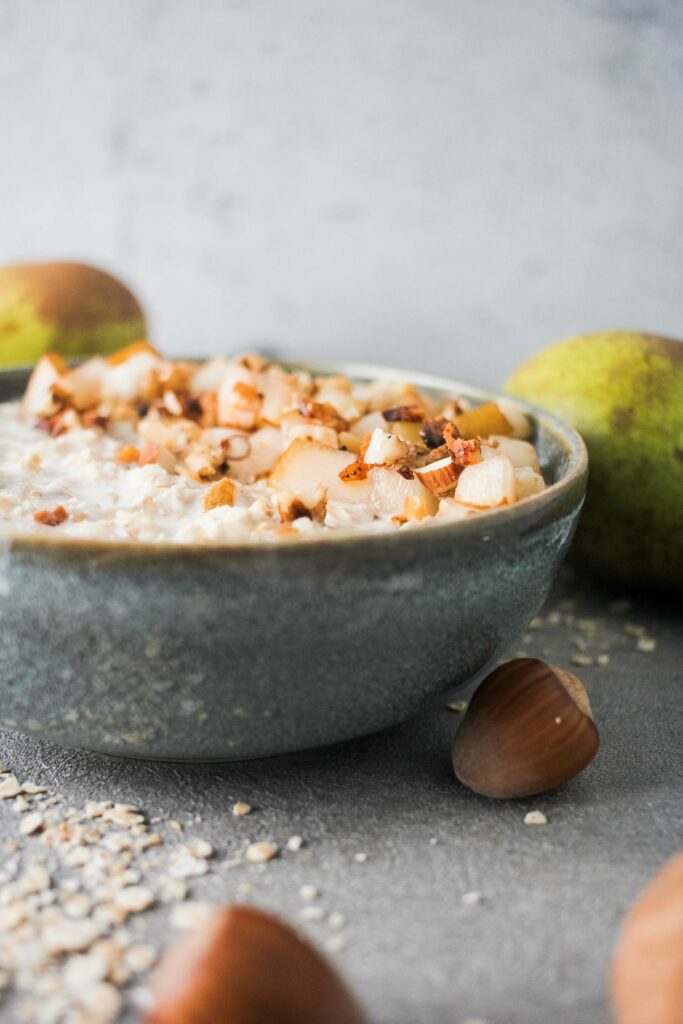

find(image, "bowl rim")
[0,359,588,558]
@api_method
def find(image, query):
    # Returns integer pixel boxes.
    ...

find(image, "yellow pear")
[506,331,683,591]
[0,261,147,366]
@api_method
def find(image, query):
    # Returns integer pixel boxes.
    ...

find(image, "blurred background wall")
[1,0,682,385]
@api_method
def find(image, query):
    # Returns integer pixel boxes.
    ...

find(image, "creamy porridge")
[0,343,547,544]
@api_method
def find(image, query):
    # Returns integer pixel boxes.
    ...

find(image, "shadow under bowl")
[0,361,587,760]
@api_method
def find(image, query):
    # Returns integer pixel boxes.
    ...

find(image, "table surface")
[0,566,681,1023]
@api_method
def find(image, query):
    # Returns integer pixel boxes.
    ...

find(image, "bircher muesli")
[0,342,546,544]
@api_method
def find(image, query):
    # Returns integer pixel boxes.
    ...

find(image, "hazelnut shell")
[611,852,683,1024]
[452,658,599,798]
[146,904,367,1024]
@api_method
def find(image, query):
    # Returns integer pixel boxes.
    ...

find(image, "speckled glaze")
[0,363,587,760]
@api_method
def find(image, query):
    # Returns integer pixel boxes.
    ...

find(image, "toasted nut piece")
[107,339,160,365]
[454,402,513,439]
[33,505,68,527]
[414,456,460,496]
[452,658,599,798]
[299,399,349,433]
[423,443,450,465]
[198,392,218,428]
[203,479,237,512]
[115,445,141,464]
[444,425,482,467]
[339,457,369,482]
[138,443,177,473]
[36,407,78,437]
[419,416,450,449]
[382,404,424,423]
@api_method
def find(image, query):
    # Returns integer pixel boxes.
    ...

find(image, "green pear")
[505,331,683,591]
[0,261,147,367]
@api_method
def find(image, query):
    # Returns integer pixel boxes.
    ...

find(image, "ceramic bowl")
[0,362,587,760]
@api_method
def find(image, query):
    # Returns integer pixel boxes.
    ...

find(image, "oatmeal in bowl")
[0,342,547,545]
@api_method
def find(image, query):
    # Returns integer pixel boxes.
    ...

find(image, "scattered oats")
[0,902,28,929]
[246,841,279,864]
[222,855,244,871]
[137,832,162,850]
[429,837,439,846]
[636,637,657,653]
[158,878,188,904]
[353,852,368,863]
[22,783,47,795]
[79,980,122,1020]
[572,636,588,651]
[325,934,347,954]
[0,775,22,798]
[546,611,561,626]
[232,802,252,817]
[125,943,157,974]
[597,653,610,667]
[18,864,51,894]
[63,951,109,988]
[446,700,468,713]
[114,886,154,913]
[299,884,319,902]
[624,623,646,637]
[328,911,346,930]
[300,905,325,922]
[19,812,44,836]
[609,599,631,615]
[570,654,593,667]
[169,856,209,879]
[103,805,145,828]
[43,918,104,954]
[528,617,544,629]
[285,835,304,852]
[129,987,155,1012]
[170,901,215,930]
[167,820,183,832]
[576,618,597,633]
[461,891,483,906]
[185,838,213,859]
[524,810,548,826]
[63,893,92,919]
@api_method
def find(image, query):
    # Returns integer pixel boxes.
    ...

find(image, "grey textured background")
[2,0,683,384]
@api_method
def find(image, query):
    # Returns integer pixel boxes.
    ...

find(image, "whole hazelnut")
[611,852,683,1024]
[452,658,599,798]
[146,904,367,1024]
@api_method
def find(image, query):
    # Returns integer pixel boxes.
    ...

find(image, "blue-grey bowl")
[0,362,587,761]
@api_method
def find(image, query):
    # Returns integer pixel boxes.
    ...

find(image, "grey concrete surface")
[0,566,681,1023]
[2,0,683,384]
